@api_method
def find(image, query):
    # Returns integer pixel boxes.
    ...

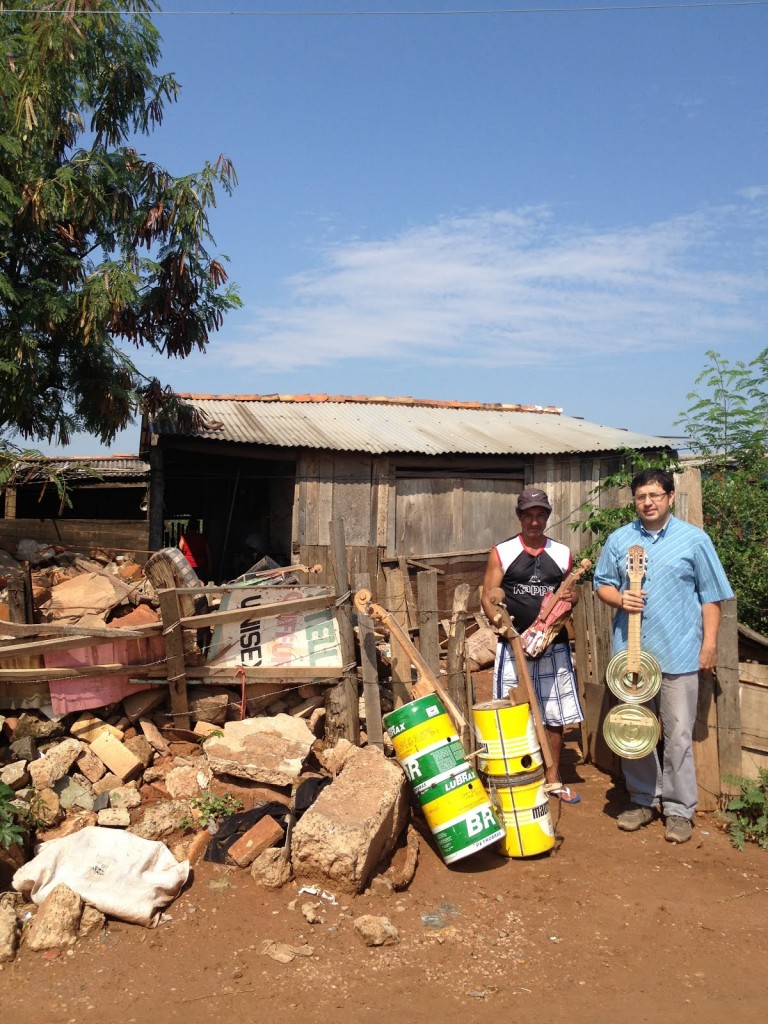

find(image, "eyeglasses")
[634,492,669,503]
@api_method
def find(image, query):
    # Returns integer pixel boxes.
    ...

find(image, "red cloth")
[179,532,209,572]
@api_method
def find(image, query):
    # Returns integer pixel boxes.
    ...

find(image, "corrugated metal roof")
[13,455,149,483]
[147,394,673,456]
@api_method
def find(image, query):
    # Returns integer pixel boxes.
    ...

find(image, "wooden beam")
[716,597,742,800]
[158,588,190,731]
[416,570,440,677]
[355,571,384,751]
[0,621,162,640]
[447,583,472,753]
[323,518,359,744]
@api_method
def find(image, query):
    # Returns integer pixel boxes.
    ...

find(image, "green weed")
[181,789,242,830]
[0,781,25,851]
[719,769,768,851]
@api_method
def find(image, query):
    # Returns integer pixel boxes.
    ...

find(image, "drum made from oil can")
[603,703,661,759]
[383,694,469,795]
[482,767,555,859]
[605,650,662,704]
[418,766,505,865]
[472,700,543,776]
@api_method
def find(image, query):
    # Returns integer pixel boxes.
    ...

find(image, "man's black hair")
[630,468,674,495]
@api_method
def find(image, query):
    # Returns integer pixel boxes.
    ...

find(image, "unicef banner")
[206,586,343,674]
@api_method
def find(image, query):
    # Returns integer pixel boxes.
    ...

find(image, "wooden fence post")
[416,570,440,678]
[447,583,472,752]
[354,571,384,750]
[157,588,190,731]
[384,565,412,708]
[324,518,360,745]
[716,597,741,802]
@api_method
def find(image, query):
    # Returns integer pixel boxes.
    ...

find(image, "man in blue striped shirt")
[593,469,733,844]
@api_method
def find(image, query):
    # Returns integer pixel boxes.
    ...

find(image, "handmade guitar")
[602,544,662,759]
[604,544,662,702]
[520,557,592,658]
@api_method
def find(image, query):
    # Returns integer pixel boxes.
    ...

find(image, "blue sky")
[36,1,768,455]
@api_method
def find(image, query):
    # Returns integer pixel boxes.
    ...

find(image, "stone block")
[97,807,131,828]
[26,884,83,951]
[139,718,170,755]
[250,848,293,889]
[91,772,121,796]
[109,785,142,810]
[227,815,284,868]
[9,735,37,762]
[28,738,81,790]
[165,765,207,801]
[204,714,314,787]
[75,744,106,784]
[0,903,19,963]
[71,712,124,744]
[0,761,30,791]
[89,732,143,783]
[124,734,154,769]
[291,746,409,895]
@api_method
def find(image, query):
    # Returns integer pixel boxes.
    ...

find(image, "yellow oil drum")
[472,700,542,776]
[383,694,469,794]
[418,766,505,865]
[483,767,555,858]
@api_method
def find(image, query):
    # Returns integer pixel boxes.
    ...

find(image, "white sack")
[12,826,189,927]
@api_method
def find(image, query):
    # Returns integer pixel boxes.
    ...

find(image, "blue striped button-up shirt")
[593,516,734,674]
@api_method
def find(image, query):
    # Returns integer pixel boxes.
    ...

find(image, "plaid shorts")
[492,640,584,727]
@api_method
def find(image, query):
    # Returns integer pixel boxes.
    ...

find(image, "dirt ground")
[1,739,766,1024]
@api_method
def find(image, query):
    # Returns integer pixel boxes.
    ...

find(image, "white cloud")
[222,199,768,373]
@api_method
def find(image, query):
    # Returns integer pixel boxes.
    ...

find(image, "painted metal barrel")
[383,694,469,794]
[472,699,542,776]
[603,703,661,759]
[482,767,556,859]
[418,766,505,865]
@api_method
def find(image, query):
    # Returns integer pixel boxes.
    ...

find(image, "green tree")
[570,448,680,569]
[676,348,768,636]
[0,0,240,446]
[676,348,768,466]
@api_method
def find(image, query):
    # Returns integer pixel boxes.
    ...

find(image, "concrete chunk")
[26,883,83,951]
[204,714,314,787]
[291,746,409,895]
[28,738,81,790]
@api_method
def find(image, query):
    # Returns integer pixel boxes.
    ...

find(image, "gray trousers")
[621,671,699,820]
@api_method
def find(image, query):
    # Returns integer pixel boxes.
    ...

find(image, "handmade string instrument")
[603,544,662,759]
[485,587,555,775]
[604,545,662,702]
[520,558,591,658]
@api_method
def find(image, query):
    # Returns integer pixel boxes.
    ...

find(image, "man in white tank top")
[481,488,584,804]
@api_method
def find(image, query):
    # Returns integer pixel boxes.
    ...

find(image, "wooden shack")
[139,392,684,594]
[1,454,150,559]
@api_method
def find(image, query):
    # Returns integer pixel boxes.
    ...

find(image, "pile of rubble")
[0,536,421,964]
[0,694,414,962]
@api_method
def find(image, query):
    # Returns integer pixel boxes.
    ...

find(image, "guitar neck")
[626,578,642,674]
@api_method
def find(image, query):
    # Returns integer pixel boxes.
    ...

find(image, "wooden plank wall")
[0,519,150,561]
[739,664,768,777]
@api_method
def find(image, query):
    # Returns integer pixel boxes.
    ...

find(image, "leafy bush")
[0,781,25,851]
[719,769,768,851]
